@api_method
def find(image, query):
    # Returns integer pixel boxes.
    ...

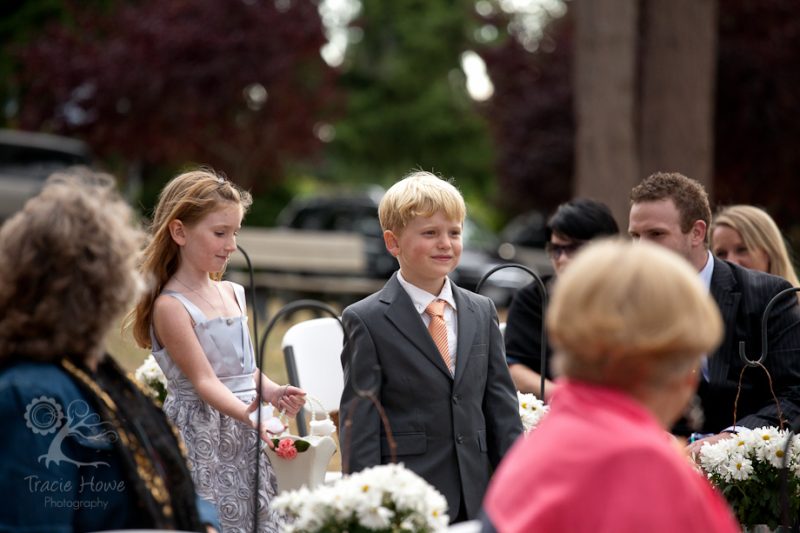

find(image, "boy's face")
[384,211,463,294]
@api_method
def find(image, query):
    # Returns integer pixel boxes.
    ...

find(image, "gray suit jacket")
[339,273,523,520]
[699,257,800,432]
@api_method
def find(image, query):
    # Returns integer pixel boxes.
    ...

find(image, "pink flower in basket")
[269,436,311,460]
[276,438,298,460]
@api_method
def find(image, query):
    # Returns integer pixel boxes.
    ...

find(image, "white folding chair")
[281,317,345,436]
[447,520,481,532]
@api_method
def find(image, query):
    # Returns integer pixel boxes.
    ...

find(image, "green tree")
[326,0,496,203]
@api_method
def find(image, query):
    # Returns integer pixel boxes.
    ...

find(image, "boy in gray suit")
[339,171,523,523]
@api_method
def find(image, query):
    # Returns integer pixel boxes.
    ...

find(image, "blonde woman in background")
[711,205,800,288]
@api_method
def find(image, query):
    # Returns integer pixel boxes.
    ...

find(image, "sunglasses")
[546,241,585,259]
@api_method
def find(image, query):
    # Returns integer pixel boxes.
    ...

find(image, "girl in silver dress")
[129,169,306,532]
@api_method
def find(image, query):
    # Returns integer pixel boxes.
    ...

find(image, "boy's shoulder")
[345,290,384,312]
[344,280,396,317]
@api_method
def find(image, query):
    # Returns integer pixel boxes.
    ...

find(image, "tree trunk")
[574,0,717,227]
[639,0,717,194]
[574,0,640,228]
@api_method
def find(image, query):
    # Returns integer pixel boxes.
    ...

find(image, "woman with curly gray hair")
[0,169,218,531]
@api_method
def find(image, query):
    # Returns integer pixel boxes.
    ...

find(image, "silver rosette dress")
[152,283,281,533]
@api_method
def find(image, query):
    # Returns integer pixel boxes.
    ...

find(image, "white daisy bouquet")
[273,463,449,532]
[699,426,800,529]
[134,354,168,405]
[518,391,549,433]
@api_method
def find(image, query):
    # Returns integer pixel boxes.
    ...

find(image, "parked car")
[497,210,554,279]
[0,129,91,221]
[277,190,537,306]
[276,189,396,280]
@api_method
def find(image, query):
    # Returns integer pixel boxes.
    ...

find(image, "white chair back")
[281,317,345,435]
[447,519,481,532]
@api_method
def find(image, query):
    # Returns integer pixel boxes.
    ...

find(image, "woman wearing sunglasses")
[505,198,618,400]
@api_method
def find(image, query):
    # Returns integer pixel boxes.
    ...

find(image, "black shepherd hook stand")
[475,263,548,400]
[251,299,340,532]
[733,287,800,432]
[236,244,261,361]
[739,286,800,530]
[738,286,800,367]
[250,299,381,532]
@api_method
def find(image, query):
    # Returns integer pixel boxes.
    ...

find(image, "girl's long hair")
[126,169,252,349]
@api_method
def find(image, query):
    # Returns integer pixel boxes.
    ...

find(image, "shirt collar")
[396,271,457,314]
[698,249,714,292]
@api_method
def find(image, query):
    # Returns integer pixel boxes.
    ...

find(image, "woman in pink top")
[482,240,740,533]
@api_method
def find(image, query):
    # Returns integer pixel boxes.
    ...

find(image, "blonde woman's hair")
[378,171,466,233]
[546,239,723,391]
[711,205,800,287]
[0,168,143,362]
[127,169,252,349]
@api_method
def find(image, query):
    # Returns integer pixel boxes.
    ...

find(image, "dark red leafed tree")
[714,0,800,242]
[14,0,339,190]
[478,10,575,214]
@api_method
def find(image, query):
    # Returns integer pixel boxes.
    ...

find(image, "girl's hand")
[245,397,285,446]
[272,385,307,417]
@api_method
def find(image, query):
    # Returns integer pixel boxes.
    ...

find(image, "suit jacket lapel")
[381,275,453,379]
[453,285,476,388]
[709,257,741,381]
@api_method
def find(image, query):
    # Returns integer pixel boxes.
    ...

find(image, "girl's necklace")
[173,276,227,317]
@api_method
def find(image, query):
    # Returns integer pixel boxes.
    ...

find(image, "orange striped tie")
[425,299,452,373]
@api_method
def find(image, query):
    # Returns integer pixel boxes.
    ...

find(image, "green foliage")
[270,438,310,453]
[708,451,800,529]
[326,0,497,202]
[150,381,167,406]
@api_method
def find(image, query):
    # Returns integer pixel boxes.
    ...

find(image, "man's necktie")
[425,299,453,373]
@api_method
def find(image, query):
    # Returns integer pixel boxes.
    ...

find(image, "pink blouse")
[483,380,740,532]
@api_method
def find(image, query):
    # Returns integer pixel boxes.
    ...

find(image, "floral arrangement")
[273,463,449,532]
[272,437,311,460]
[518,391,549,433]
[699,426,800,529]
[134,354,168,404]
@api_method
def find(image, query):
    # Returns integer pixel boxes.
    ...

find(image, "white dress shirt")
[698,249,715,381]
[397,271,458,372]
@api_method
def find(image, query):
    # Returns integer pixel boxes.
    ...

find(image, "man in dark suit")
[339,171,522,523]
[628,172,800,455]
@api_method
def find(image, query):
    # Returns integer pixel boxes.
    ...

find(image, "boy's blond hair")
[378,171,466,233]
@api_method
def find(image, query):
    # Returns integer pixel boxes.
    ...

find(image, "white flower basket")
[264,396,337,493]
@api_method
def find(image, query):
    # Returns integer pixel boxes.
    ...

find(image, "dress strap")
[229,282,246,315]
[162,289,207,324]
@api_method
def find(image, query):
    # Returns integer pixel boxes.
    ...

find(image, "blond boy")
[338,171,522,523]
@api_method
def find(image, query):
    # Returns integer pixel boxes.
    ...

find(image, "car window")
[0,130,91,221]
[463,218,499,251]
